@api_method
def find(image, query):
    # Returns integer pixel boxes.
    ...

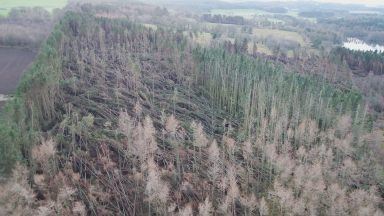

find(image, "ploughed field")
[0,47,35,107]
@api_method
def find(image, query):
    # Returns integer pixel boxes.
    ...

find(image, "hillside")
[0,8,383,216]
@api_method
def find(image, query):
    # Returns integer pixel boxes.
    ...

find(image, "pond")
[343,38,384,53]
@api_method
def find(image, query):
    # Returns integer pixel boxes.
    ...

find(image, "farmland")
[0,47,35,94]
[0,47,35,109]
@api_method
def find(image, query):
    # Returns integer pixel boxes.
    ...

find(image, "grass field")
[0,0,67,16]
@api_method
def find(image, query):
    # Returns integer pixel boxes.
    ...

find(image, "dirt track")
[0,47,36,95]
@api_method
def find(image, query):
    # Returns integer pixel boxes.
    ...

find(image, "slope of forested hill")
[0,9,383,215]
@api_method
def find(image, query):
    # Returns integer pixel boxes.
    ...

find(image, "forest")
[332,47,384,76]
[0,1,383,216]
[202,14,246,25]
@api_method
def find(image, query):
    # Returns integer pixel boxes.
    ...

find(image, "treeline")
[262,7,287,14]
[332,47,384,75]
[202,14,246,25]
[320,15,384,31]
[0,7,57,48]
[6,7,51,23]
[319,15,384,44]
[0,17,64,173]
[299,11,335,19]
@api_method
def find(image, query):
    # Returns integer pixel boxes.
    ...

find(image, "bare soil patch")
[0,47,36,94]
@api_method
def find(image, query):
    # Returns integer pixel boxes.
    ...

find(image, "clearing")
[252,28,307,45]
[192,32,213,46]
[248,41,273,55]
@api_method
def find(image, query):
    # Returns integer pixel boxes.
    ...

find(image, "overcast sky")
[221,0,384,6]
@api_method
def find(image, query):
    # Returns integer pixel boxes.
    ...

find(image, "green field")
[0,0,67,16]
